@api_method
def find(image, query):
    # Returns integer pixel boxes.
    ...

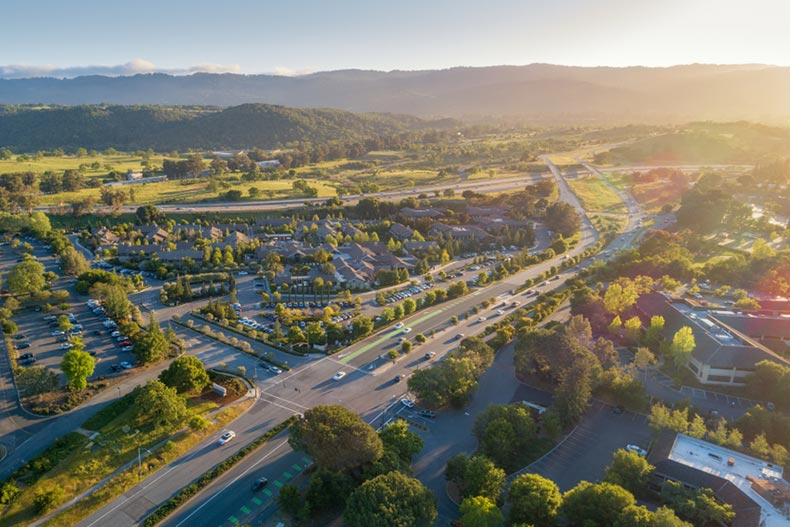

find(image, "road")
[36,173,549,214]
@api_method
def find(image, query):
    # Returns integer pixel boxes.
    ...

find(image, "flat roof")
[669,434,789,527]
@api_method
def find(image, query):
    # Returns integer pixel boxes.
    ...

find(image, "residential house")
[389,223,415,241]
[92,226,120,246]
[428,223,491,242]
[400,207,443,219]
[136,226,170,244]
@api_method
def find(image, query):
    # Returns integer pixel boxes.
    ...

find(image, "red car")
[119,340,132,347]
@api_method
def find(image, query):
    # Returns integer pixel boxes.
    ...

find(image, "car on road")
[402,327,412,334]
[400,398,415,408]
[394,322,404,330]
[495,309,505,316]
[626,444,647,457]
[424,351,435,360]
[333,371,346,381]
[252,477,269,491]
[218,431,236,445]
[477,316,486,323]
[455,333,464,340]
[394,374,405,383]
[238,271,249,276]
[270,366,282,375]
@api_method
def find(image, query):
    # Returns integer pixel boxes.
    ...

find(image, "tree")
[445,454,505,501]
[660,480,735,526]
[670,327,695,368]
[16,366,59,396]
[379,419,424,468]
[304,468,354,514]
[136,205,165,224]
[288,325,306,345]
[545,202,582,238]
[61,350,95,391]
[624,316,642,343]
[560,481,636,527]
[289,405,383,472]
[603,282,639,315]
[188,415,209,432]
[351,316,374,338]
[507,473,562,527]
[344,472,437,527]
[160,355,210,394]
[59,246,90,276]
[473,404,537,471]
[6,259,45,295]
[101,283,132,320]
[134,380,187,427]
[614,505,655,527]
[604,449,655,495]
[554,362,592,426]
[134,313,169,363]
[459,496,504,527]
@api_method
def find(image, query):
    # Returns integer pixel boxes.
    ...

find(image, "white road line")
[258,392,308,412]
[173,440,291,527]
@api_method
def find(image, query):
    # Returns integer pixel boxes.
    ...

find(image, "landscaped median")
[141,416,298,527]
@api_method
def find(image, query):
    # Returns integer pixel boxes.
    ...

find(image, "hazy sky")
[2,0,788,78]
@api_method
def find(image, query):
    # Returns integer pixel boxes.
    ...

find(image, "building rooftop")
[668,434,789,527]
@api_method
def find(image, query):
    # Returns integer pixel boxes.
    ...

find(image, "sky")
[2,0,789,78]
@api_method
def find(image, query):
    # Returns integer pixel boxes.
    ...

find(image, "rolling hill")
[2,64,790,123]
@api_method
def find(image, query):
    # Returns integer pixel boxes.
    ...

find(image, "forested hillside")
[0,104,454,152]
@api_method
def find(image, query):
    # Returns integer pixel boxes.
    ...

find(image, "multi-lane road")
[74,157,629,527]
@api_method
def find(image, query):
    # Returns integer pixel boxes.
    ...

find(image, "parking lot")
[511,400,652,490]
[10,298,139,379]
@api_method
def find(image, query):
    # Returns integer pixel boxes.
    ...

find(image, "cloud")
[271,66,316,77]
[0,58,242,79]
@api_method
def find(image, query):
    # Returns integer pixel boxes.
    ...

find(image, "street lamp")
[138,446,153,479]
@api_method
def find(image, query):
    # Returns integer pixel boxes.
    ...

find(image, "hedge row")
[142,417,296,527]
[172,318,291,372]
[190,311,306,358]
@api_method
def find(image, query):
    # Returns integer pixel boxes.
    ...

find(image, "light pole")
[138,446,153,479]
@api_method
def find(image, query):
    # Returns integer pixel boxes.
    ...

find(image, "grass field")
[0,394,248,527]
[590,213,628,234]
[566,176,626,212]
[0,154,165,178]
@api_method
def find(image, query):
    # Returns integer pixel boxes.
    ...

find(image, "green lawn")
[0,154,166,178]
[0,393,247,527]
[566,176,626,212]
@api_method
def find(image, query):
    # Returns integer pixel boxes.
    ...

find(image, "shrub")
[34,486,64,514]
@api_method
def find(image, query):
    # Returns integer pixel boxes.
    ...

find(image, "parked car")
[19,356,37,365]
[424,351,436,360]
[626,444,647,457]
[18,353,33,360]
[400,398,415,408]
[17,342,31,349]
[119,361,133,369]
[252,477,269,491]
[13,334,26,340]
[333,371,346,381]
[269,366,282,375]
[59,343,73,350]
[121,345,134,352]
[55,335,68,342]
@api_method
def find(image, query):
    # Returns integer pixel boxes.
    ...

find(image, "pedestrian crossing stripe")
[263,488,273,496]
[240,506,250,514]
[252,497,263,505]
[283,471,292,479]
[292,464,302,471]
[274,480,283,488]
[229,516,239,524]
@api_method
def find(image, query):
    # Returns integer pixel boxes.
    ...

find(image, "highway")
[35,172,549,215]
[76,159,643,527]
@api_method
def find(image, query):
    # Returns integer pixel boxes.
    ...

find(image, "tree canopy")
[344,472,437,527]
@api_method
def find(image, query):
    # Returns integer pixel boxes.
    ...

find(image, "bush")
[0,481,20,505]
[1,320,18,335]
[33,486,64,514]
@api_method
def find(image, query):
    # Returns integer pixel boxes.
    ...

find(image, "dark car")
[394,374,404,383]
[418,409,436,419]
[56,335,68,342]
[94,330,103,336]
[18,352,33,360]
[111,364,122,372]
[19,356,37,365]
[17,342,31,349]
[252,477,269,491]
[13,334,26,340]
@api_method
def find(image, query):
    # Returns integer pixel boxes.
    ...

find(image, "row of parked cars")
[381,283,432,304]
[87,299,136,359]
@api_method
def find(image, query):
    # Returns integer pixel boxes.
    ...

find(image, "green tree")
[604,449,655,495]
[134,380,187,427]
[560,481,636,527]
[554,362,592,426]
[459,496,504,527]
[660,480,735,526]
[344,472,437,527]
[670,326,695,368]
[614,505,655,527]
[61,349,95,391]
[58,246,90,276]
[473,403,537,471]
[188,415,209,432]
[379,419,424,468]
[289,405,383,472]
[16,366,59,396]
[159,355,210,394]
[507,473,562,527]
[278,483,303,517]
[445,454,505,501]
[305,468,354,514]
[351,316,374,338]
[134,313,169,363]
[6,259,45,295]
[603,282,639,315]
[288,325,306,345]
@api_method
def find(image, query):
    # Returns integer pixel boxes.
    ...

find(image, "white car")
[218,431,236,445]
[59,343,73,350]
[626,444,647,457]
[477,317,486,322]
[400,398,415,408]
[402,327,412,334]
[121,346,134,352]
[51,330,64,336]
[496,310,505,316]
[270,366,282,375]
[119,361,133,369]
[394,322,404,330]
[333,371,346,381]
[111,331,121,337]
